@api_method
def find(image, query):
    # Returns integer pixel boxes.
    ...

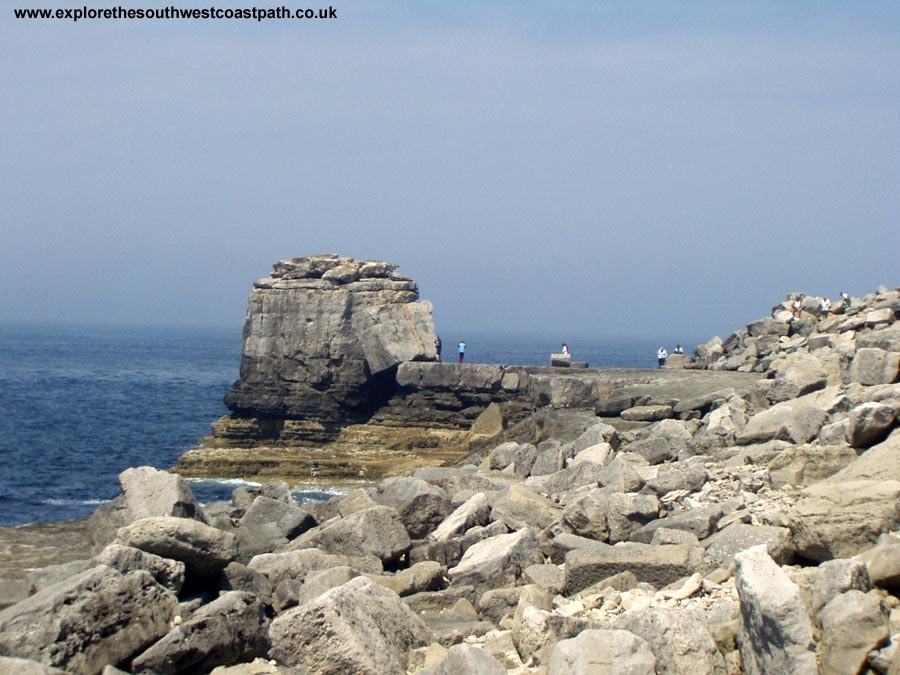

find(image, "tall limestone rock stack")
[226,254,437,422]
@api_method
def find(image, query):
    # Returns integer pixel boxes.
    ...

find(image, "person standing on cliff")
[657,347,668,368]
[561,342,570,355]
[458,340,466,363]
[434,336,442,362]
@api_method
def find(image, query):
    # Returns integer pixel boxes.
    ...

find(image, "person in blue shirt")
[458,340,466,363]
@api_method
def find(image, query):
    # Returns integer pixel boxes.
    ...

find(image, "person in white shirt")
[458,340,466,363]
[561,342,570,355]
[657,347,668,368]
[820,297,831,319]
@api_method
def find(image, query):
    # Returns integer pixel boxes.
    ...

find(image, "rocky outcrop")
[224,254,436,424]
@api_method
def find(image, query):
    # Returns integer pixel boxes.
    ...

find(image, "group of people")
[433,336,466,363]
[656,344,684,368]
[791,292,851,321]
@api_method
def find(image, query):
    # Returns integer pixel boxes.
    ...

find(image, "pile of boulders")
[1,285,899,675]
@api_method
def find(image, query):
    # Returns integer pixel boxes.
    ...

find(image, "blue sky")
[2,2,898,340]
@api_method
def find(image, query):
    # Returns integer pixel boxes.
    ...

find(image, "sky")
[2,1,898,342]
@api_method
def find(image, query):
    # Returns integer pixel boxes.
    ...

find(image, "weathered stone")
[374,477,450,539]
[418,643,506,675]
[767,444,857,488]
[132,592,269,675]
[818,590,889,675]
[0,567,177,675]
[630,505,722,544]
[219,562,273,603]
[288,566,359,608]
[605,493,660,543]
[613,608,723,675]
[792,480,900,560]
[866,544,900,592]
[367,560,445,597]
[522,564,565,595]
[811,558,871,616]
[290,505,410,564]
[734,546,817,675]
[94,543,185,593]
[570,442,613,466]
[247,548,381,588]
[561,489,609,542]
[268,577,430,675]
[490,484,561,531]
[848,402,897,448]
[447,529,542,593]
[643,463,707,497]
[430,493,490,542]
[850,348,900,385]
[824,429,900,483]
[224,256,436,424]
[86,466,207,549]
[546,629,656,675]
[621,405,674,422]
[482,441,519,471]
[570,423,620,453]
[767,354,828,403]
[737,404,828,445]
[565,543,704,594]
[703,523,794,566]
[115,516,238,576]
[0,657,73,675]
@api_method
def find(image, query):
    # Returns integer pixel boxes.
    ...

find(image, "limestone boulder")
[94,543,186,593]
[734,546,816,675]
[87,466,207,549]
[373,477,450,539]
[115,516,238,576]
[247,548,381,588]
[0,567,177,675]
[0,657,73,675]
[290,505,410,564]
[818,590,889,675]
[565,543,704,594]
[848,402,897,448]
[766,444,857,488]
[546,629,656,675]
[766,354,827,403]
[490,484,561,531]
[613,608,724,675]
[131,591,269,675]
[561,489,610,542]
[824,429,900,483]
[703,523,794,566]
[605,493,660,544]
[643,463,708,498]
[418,644,506,675]
[447,529,542,593]
[268,577,430,675]
[737,404,828,445]
[430,493,490,542]
[866,544,900,592]
[621,405,674,422]
[367,560,445,597]
[571,422,620,453]
[811,559,872,617]
[850,348,900,385]
[792,480,900,560]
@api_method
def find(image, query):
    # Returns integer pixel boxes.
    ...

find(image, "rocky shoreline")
[1,259,898,675]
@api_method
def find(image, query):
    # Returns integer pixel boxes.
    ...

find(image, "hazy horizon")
[3,2,897,341]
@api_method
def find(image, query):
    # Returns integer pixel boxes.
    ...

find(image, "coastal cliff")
[178,255,764,480]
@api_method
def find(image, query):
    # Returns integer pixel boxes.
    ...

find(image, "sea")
[0,323,701,528]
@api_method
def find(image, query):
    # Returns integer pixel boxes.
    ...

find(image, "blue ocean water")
[0,323,698,527]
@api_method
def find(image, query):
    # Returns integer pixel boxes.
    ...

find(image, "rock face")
[224,255,436,425]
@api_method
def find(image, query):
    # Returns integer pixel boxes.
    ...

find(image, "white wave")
[42,498,110,506]
[185,478,262,487]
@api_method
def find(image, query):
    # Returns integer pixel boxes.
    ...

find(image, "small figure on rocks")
[819,297,831,319]
[561,342,570,355]
[791,294,805,320]
[433,336,442,362]
[458,340,466,363]
[841,291,851,309]
[673,344,684,354]
[657,347,668,368]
